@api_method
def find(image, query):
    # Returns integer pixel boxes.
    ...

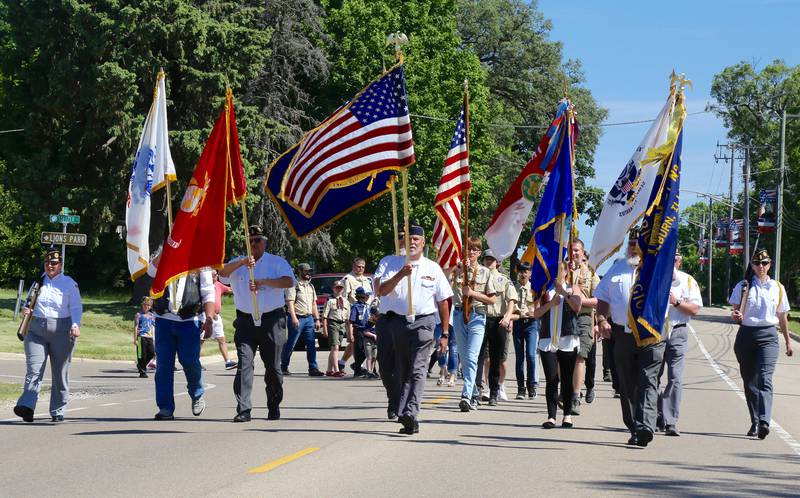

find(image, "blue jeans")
[513,319,540,389]
[154,317,204,414]
[281,315,318,371]
[452,309,486,399]
[434,324,458,373]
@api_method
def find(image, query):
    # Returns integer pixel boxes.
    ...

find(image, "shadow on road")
[73,429,189,435]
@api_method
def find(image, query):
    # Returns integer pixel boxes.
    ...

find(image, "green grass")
[1,288,237,360]
[0,382,47,402]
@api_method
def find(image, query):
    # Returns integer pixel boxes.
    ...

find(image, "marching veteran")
[729,248,793,440]
[14,249,82,423]
[374,221,452,435]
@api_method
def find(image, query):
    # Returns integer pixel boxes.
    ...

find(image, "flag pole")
[390,175,400,255]
[402,169,413,316]
[158,68,178,313]
[461,80,474,325]
[225,87,261,326]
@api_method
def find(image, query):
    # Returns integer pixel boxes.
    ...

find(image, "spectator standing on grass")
[14,249,82,423]
[134,297,156,378]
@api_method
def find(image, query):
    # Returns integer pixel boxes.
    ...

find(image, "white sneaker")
[498,383,508,401]
[191,396,206,416]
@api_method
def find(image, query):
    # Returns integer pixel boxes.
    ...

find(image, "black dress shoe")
[398,415,414,434]
[747,424,757,437]
[51,415,64,423]
[542,420,556,429]
[627,434,639,446]
[13,405,34,423]
[267,406,281,420]
[233,411,251,423]
[308,368,325,377]
[387,410,398,420]
[636,429,653,447]
[154,412,175,421]
[757,422,770,440]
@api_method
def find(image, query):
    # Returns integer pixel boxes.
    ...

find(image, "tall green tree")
[710,60,800,299]
[0,0,271,290]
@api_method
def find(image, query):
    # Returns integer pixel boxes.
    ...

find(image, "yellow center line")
[423,396,451,405]
[247,447,320,474]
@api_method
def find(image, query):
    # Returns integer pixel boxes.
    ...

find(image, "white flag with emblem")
[588,94,675,270]
[125,71,176,280]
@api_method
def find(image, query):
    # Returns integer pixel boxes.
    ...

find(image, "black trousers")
[484,316,507,395]
[603,336,619,391]
[377,316,399,414]
[353,327,367,373]
[233,309,286,414]
[540,348,577,419]
[136,336,155,374]
[585,341,597,390]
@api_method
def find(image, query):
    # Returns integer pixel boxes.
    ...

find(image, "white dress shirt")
[374,255,453,316]
[668,270,703,326]
[33,273,83,328]
[594,258,637,332]
[729,277,789,327]
[226,253,295,314]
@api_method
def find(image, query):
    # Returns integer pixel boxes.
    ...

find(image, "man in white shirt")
[374,221,452,435]
[219,226,295,422]
[657,253,702,436]
[595,228,666,447]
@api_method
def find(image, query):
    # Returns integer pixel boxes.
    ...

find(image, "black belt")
[236,308,283,317]
[518,317,535,324]
[296,314,311,318]
[673,323,687,330]
[453,306,485,316]
[382,311,434,320]
[327,319,345,324]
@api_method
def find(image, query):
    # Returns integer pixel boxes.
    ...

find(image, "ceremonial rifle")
[17,275,44,341]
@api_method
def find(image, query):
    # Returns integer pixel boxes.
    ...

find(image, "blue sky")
[536,0,800,272]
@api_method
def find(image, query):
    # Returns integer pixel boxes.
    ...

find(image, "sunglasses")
[752,260,771,267]
[46,260,61,266]
[249,238,265,244]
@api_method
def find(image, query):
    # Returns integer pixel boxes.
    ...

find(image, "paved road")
[1,307,798,497]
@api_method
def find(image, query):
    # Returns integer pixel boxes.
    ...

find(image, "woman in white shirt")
[535,287,580,429]
[729,249,794,440]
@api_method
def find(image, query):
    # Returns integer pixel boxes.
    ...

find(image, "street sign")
[49,214,80,224]
[41,232,87,246]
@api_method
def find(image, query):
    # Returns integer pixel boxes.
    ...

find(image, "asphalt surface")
[1,307,798,497]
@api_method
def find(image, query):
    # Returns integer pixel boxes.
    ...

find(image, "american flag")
[279,66,415,216]
[432,104,471,269]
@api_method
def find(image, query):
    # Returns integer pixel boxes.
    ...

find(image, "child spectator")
[323,280,350,377]
[349,287,376,378]
[134,297,156,378]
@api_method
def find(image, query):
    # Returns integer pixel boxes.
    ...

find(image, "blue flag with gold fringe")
[265,64,415,238]
[628,123,683,347]
[528,104,575,299]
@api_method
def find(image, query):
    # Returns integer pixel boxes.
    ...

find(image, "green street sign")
[49,214,80,224]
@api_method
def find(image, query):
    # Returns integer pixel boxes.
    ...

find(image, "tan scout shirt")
[323,296,350,322]
[514,280,536,317]
[344,273,373,305]
[451,264,496,314]
[570,263,599,315]
[286,279,317,316]
[486,269,518,317]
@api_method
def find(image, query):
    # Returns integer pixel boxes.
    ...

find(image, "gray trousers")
[388,313,435,420]
[658,325,689,426]
[18,317,75,416]
[233,309,286,414]
[612,325,666,434]
[734,325,779,426]
[377,316,399,414]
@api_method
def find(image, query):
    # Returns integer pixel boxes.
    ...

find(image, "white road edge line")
[689,323,800,457]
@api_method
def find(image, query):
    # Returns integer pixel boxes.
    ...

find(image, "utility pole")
[714,142,737,299]
[743,147,750,274]
[708,197,713,306]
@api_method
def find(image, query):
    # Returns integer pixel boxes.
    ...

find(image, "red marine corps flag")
[150,89,247,298]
